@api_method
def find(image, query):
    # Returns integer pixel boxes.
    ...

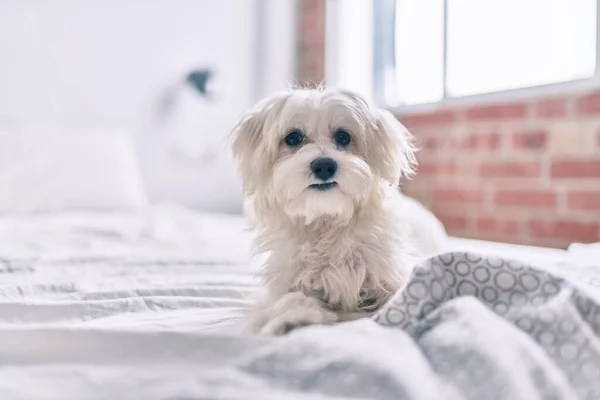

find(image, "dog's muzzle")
[309,182,337,191]
[310,157,337,181]
[309,157,337,191]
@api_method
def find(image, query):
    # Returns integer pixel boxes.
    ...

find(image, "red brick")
[461,132,501,150]
[435,212,469,230]
[302,0,322,10]
[495,189,556,207]
[447,137,461,150]
[512,129,547,150]
[417,161,455,175]
[421,137,439,150]
[477,216,519,235]
[398,110,456,127]
[528,219,599,242]
[454,162,480,176]
[401,184,428,203]
[551,159,600,178]
[458,137,473,149]
[480,161,540,178]
[301,17,318,33]
[466,103,527,121]
[297,0,325,84]
[566,191,600,210]
[535,98,567,118]
[432,188,482,203]
[576,92,600,115]
[487,133,501,149]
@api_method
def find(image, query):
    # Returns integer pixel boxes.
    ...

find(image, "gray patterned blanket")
[217,251,600,400]
[371,252,600,400]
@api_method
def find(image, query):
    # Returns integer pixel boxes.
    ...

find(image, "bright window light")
[394,0,597,104]
[395,0,444,104]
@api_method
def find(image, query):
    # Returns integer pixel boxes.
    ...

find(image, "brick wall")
[296,0,325,86]
[398,92,600,248]
[295,2,599,248]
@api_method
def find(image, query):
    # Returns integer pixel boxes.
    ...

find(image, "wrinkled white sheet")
[0,205,595,400]
[0,206,266,399]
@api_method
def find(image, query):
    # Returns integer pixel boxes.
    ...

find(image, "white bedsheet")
[0,205,260,329]
[0,205,594,399]
[0,206,267,399]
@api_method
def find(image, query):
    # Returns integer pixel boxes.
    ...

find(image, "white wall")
[0,0,296,214]
[259,0,297,99]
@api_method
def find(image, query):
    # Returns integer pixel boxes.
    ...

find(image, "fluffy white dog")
[229,87,446,335]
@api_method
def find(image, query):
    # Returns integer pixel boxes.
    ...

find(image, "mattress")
[0,205,598,399]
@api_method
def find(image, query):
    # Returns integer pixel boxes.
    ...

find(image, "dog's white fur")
[229,87,446,335]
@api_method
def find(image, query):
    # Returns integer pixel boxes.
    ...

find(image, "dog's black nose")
[311,157,337,181]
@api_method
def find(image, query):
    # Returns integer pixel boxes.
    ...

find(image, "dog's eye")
[334,129,351,147]
[284,130,304,147]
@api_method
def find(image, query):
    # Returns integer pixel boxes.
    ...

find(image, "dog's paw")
[260,308,338,336]
[259,292,338,336]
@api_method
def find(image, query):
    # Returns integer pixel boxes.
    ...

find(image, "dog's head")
[229,88,416,225]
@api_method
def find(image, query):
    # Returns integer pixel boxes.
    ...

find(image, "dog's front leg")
[258,291,338,336]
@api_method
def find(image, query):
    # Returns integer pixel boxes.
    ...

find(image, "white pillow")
[0,124,148,214]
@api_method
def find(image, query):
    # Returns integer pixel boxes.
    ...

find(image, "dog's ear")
[229,106,269,196]
[229,93,288,196]
[370,108,417,185]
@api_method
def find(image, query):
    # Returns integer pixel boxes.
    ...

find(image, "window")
[375,0,598,106]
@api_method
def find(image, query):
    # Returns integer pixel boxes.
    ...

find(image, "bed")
[1,127,599,400]
[0,204,599,400]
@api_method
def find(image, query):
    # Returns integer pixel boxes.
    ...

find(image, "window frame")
[373,0,600,112]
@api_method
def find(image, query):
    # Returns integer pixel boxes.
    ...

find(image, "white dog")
[229,87,446,335]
